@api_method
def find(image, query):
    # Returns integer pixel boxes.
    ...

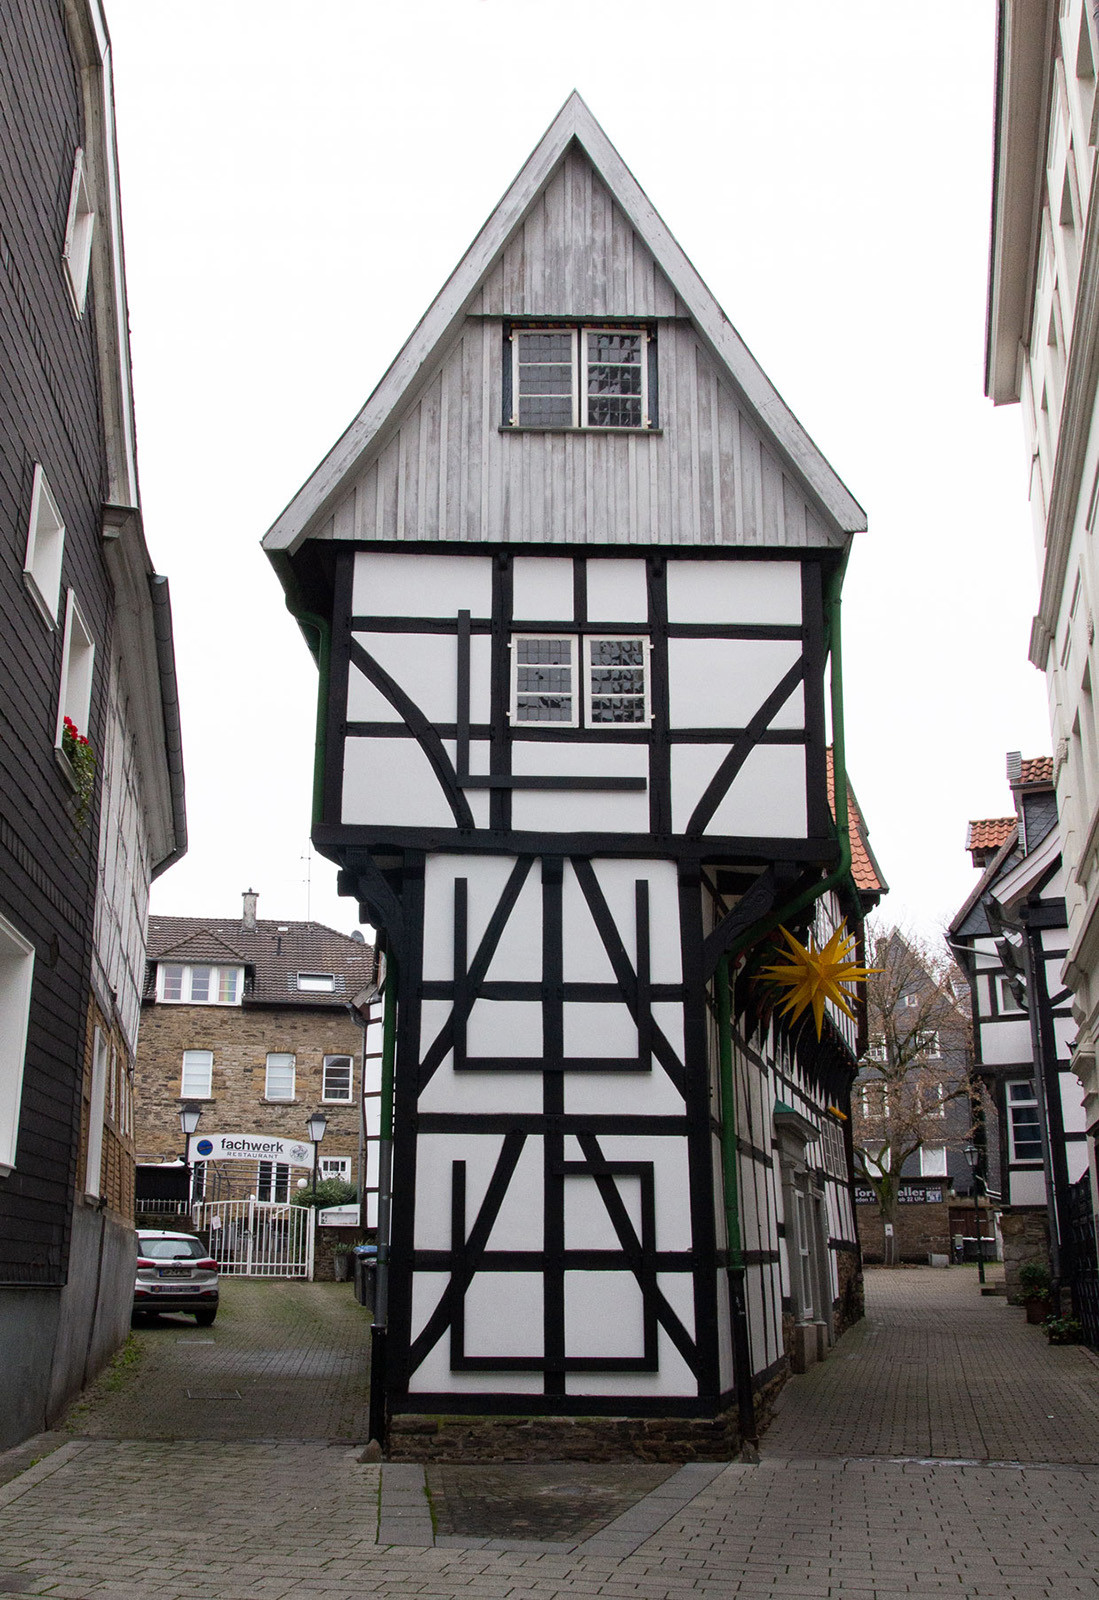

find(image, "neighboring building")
[949,754,1088,1304]
[263,95,880,1456]
[0,0,186,1447]
[136,894,379,1218]
[986,0,1099,1245]
[852,935,994,1266]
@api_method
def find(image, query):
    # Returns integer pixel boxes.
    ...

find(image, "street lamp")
[963,1141,986,1286]
[307,1109,328,1204]
[179,1102,202,1214]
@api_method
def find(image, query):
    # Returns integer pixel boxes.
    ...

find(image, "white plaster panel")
[565,1274,696,1397]
[1054,1016,1077,1057]
[1009,1168,1047,1206]
[563,1066,683,1117]
[671,744,806,837]
[416,1050,544,1116]
[485,1139,544,1252]
[1061,1075,1088,1133]
[343,737,456,828]
[586,559,648,623]
[650,1002,685,1066]
[347,660,401,722]
[592,1136,693,1251]
[467,997,543,1058]
[412,1133,505,1250]
[482,860,544,982]
[511,744,649,832]
[665,560,802,624]
[408,1273,543,1395]
[423,855,519,981]
[347,631,488,725]
[465,1272,543,1358]
[564,1174,643,1251]
[667,639,803,730]
[715,1265,734,1391]
[978,1017,1036,1066]
[564,1272,644,1358]
[586,858,682,983]
[1068,1141,1090,1183]
[561,864,617,984]
[563,1001,637,1059]
[511,557,575,621]
[353,552,492,617]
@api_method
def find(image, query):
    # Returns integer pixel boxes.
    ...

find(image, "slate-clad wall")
[0,0,110,1288]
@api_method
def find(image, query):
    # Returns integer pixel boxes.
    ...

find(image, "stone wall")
[857,1197,995,1263]
[1000,1208,1050,1303]
[314,1224,367,1281]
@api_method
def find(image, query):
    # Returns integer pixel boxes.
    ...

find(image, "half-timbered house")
[264,95,878,1455]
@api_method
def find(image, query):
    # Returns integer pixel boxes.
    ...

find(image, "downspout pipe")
[716,951,757,1450]
[367,949,397,1449]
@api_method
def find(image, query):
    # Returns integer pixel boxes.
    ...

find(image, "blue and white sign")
[188,1133,315,1165]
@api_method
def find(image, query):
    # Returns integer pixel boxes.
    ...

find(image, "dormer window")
[510,634,650,728]
[506,325,654,429]
[157,964,243,1005]
[297,971,335,992]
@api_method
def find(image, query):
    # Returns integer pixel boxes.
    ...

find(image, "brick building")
[136,894,378,1213]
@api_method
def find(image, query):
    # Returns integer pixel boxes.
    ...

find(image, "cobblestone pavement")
[765,1266,1099,1463]
[66,1279,372,1441]
[0,1266,1094,1596]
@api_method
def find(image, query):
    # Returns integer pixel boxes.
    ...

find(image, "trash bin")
[352,1244,378,1309]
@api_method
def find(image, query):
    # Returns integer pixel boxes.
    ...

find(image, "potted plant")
[1019,1261,1052,1324]
[332,1241,355,1282]
[1043,1313,1084,1345]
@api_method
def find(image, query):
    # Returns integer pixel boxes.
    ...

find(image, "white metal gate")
[194,1199,316,1278]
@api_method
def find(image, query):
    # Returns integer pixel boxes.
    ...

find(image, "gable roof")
[826,749,887,898]
[965,816,1016,864]
[146,916,376,1008]
[263,92,865,558]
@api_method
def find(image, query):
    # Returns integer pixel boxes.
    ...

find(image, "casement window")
[865,1037,887,1063]
[919,1144,948,1178]
[23,465,65,628]
[510,634,650,728]
[265,1052,295,1101]
[55,588,94,751]
[257,1161,289,1202]
[180,1049,213,1099]
[322,1054,353,1102]
[320,1156,353,1182]
[916,1031,940,1059]
[297,972,335,992]
[62,148,95,314]
[0,913,34,1176]
[85,1026,109,1199]
[902,993,918,1008]
[157,964,242,1005]
[1007,1079,1043,1161]
[507,325,653,429]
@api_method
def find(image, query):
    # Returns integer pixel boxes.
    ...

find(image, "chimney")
[1006,751,1022,786]
[242,888,258,932]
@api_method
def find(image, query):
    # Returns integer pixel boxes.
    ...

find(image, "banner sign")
[855,1184,944,1206]
[188,1133,315,1166]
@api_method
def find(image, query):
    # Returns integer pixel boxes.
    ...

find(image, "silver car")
[134,1230,219,1325]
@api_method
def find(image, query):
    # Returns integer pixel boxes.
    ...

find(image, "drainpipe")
[367,950,397,1448]
[716,951,758,1450]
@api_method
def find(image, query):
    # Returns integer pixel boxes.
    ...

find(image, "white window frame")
[256,1161,290,1202]
[55,588,95,750]
[157,964,243,1006]
[919,1144,948,1178]
[917,1030,941,1059]
[62,148,95,315]
[509,633,651,730]
[320,1156,353,1182]
[510,324,651,430]
[180,1049,213,1099]
[265,1052,296,1102]
[322,1054,353,1103]
[0,913,35,1175]
[23,465,65,629]
[85,1026,109,1199]
[1006,1079,1043,1163]
[297,971,335,993]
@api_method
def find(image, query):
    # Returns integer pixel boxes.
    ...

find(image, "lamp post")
[963,1141,986,1286]
[307,1109,328,1205]
[179,1102,202,1217]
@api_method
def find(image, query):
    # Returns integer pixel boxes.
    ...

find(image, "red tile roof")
[965,817,1016,860]
[1019,756,1054,785]
[146,916,375,1007]
[826,750,887,896]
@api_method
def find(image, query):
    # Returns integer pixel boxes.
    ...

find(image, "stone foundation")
[999,1208,1050,1304]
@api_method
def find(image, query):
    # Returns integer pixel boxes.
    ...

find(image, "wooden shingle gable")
[263,92,865,557]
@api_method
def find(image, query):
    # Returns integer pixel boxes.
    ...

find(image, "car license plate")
[160,1267,190,1278]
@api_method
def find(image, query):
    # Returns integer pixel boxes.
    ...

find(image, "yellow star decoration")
[758,923,876,1040]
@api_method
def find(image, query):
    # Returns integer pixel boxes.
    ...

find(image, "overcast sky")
[105,0,1050,943]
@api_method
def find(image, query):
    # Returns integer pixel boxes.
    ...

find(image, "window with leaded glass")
[511,636,578,725]
[514,329,577,427]
[507,324,653,429]
[585,637,649,724]
[584,329,645,427]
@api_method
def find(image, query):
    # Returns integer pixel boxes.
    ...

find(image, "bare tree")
[852,924,975,1266]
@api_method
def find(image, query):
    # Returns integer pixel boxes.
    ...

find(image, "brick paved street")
[0,1266,1095,1597]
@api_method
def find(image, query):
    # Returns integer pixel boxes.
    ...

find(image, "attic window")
[62,148,95,315]
[297,971,336,992]
[506,325,655,430]
[158,964,243,1005]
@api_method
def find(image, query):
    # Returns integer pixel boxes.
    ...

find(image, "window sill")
[263,1098,298,1105]
[23,570,59,631]
[500,425,662,436]
[54,744,78,792]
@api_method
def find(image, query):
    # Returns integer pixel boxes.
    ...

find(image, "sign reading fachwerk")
[188,1133,315,1166]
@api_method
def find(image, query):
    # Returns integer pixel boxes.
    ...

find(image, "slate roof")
[965,817,1017,861]
[146,916,376,1007]
[826,750,887,897]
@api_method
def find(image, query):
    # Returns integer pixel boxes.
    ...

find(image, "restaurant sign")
[855,1184,944,1206]
[187,1133,315,1166]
